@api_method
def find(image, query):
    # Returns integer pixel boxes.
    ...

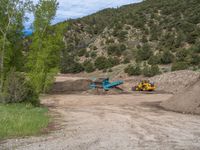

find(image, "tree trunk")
[0,34,6,93]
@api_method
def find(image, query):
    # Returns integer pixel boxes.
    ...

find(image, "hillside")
[53,0,200,76]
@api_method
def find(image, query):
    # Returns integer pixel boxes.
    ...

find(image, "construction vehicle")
[90,78,123,91]
[132,80,156,91]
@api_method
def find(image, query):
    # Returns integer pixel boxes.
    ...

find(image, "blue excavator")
[90,78,124,91]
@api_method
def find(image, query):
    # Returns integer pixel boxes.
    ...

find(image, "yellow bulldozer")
[132,80,156,91]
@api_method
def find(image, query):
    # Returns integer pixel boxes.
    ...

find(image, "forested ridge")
[55,0,200,76]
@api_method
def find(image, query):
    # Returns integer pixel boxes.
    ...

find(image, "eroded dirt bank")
[1,93,200,150]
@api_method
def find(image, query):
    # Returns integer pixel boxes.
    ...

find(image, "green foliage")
[56,0,200,72]
[61,55,84,73]
[90,51,97,58]
[83,61,95,73]
[122,58,130,64]
[176,49,189,61]
[0,104,49,139]
[93,46,98,50]
[143,65,160,77]
[190,44,200,53]
[106,38,115,44]
[78,48,86,57]
[148,55,161,65]
[85,51,90,58]
[27,0,59,95]
[107,57,120,67]
[107,44,126,56]
[160,50,174,64]
[171,61,189,71]
[117,30,128,41]
[1,68,38,105]
[0,0,32,97]
[124,64,142,76]
[34,0,58,34]
[94,56,111,70]
[137,44,153,61]
[151,65,161,76]
[190,54,200,65]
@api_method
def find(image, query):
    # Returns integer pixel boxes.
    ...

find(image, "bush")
[143,65,160,77]
[176,49,189,61]
[160,50,174,64]
[148,55,161,65]
[141,35,148,43]
[107,44,119,55]
[171,62,189,71]
[107,57,120,67]
[119,44,127,51]
[137,44,153,61]
[151,65,161,76]
[90,51,97,58]
[85,52,90,58]
[78,49,86,57]
[107,44,126,56]
[190,54,200,65]
[61,55,84,73]
[117,30,128,41]
[122,58,130,64]
[93,46,98,50]
[105,38,115,44]
[83,61,95,73]
[124,64,141,76]
[1,69,39,105]
[190,44,200,53]
[61,61,84,73]
[95,56,110,70]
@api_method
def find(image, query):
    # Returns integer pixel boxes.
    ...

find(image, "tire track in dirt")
[1,94,200,150]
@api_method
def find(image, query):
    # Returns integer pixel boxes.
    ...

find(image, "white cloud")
[25,0,142,29]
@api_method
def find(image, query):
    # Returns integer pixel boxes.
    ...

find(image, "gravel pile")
[161,77,200,115]
[150,70,200,94]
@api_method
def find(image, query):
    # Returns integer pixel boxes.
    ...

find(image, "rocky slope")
[52,0,200,75]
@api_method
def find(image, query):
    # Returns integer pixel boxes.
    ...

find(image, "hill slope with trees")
[53,0,200,76]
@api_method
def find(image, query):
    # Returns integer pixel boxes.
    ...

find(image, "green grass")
[0,103,49,140]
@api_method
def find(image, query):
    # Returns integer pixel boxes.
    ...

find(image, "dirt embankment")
[121,70,200,94]
[150,70,200,94]
[161,77,200,115]
[50,75,92,94]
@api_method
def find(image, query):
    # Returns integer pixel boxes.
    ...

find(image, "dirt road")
[1,93,200,150]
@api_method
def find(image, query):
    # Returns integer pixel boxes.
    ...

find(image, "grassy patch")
[0,103,49,140]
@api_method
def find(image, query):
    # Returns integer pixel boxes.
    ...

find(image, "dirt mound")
[161,77,200,115]
[150,70,200,94]
[50,79,92,94]
[120,70,200,93]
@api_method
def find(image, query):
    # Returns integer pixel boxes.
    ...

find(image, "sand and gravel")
[150,70,200,94]
[1,93,200,150]
[161,77,200,114]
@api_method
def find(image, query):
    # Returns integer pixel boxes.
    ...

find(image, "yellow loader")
[132,80,156,91]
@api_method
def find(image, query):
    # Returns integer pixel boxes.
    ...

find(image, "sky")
[24,0,142,33]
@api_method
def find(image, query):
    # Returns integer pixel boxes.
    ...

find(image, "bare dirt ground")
[1,93,200,150]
